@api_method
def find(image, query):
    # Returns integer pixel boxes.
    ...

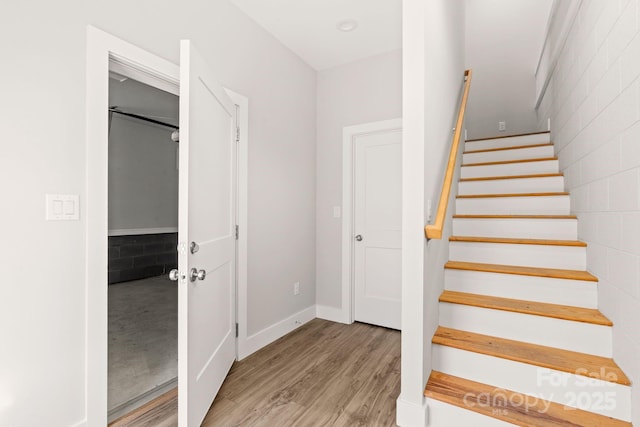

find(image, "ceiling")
[230,0,402,70]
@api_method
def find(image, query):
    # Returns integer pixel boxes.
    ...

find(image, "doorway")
[86,27,249,426]
[341,119,403,330]
[107,75,180,420]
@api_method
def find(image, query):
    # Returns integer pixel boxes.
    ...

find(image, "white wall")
[465,0,553,139]
[315,50,402,312]
[0,1,316,425]
[536,1,640,423]
[397,0,465,425]
[423,0,467,400]
[108,80,179,232]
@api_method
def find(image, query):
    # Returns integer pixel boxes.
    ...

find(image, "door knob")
[190,268,206,282]
[190,241,199,254]
[355,234,363,241]
[169,269,179,281]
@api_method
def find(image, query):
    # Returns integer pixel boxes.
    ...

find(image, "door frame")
[340,118,402,324]
[85,26,248,425]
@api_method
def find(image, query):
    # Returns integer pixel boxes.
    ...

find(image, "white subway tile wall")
[537,1,640,423]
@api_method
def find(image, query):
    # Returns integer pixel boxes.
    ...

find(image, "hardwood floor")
[110,319,400,427]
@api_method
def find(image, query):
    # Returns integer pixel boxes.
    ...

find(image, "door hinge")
[235,323,239,337]
[235,225,239,240]
[236,126,240,143]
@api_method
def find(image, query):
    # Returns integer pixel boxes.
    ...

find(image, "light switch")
[63,200,74,215]
[53,200,63,215]
[46,194,79,221]
[333,206,341,218]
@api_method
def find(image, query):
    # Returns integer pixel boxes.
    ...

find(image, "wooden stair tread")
[466,131,550,142]
[454,214,577,219]
[464,143,553,154]
[439,290,612,326]
[425,371,631,426]
[433,327,630,385]
[445,261,598,282]
[457,192,569,198]
[463,157,557,167]
[450,236,587,247]
[460,173,563,182]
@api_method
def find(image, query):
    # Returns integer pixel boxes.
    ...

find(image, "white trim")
[225,89,249,363]
[110,57,179,96]
[341,118,402,325]
[534,0,583,108]
[69,420,87,427]
[108,227,178,236]
[237,306,316,360]
[533,0,561,77]
[396,395,428,427]
[86,26,181,426]
[86,26,249,424]
[316,304,349,324]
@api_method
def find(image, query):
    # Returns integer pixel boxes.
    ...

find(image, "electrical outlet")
[498,121,506,132]
[294,282,300,295]
[427,199,432,221]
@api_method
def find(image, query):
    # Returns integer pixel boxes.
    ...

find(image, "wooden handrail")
[425,69,473,240]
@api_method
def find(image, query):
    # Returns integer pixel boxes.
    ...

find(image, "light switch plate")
[46,194,79,220]
[333,206,341,218]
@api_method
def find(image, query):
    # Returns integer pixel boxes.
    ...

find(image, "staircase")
[424,132,633,426]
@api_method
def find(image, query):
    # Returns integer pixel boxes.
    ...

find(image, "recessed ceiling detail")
[230,0,401,70]
[336,19,359,32]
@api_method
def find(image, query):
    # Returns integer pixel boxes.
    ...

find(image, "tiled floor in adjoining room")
[108,275,177,420]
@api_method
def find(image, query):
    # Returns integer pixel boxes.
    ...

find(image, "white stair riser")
[463,145,555,164]
[433,346,632,422]
[439,303,612,357]
[458,176,565,195]
[456,196,570,215]
[444,269,598,308]
[452,218,577,240]
[426,398,514,427]
[461,160,559,179]
[465,133,551,151]
[450,242,586,270]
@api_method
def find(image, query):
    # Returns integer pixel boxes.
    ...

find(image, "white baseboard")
[70,419,87,427]
[237,305,316,360]
[316,304,350,324]
[396,395,428,427]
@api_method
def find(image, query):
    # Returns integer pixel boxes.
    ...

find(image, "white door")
[178,40,237,427]
[353,129,402,330]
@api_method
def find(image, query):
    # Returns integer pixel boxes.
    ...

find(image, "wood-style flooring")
[110,318,400,427]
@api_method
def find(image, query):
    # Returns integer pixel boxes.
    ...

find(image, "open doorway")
[87,29,250,425]
[107,74,180,420]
